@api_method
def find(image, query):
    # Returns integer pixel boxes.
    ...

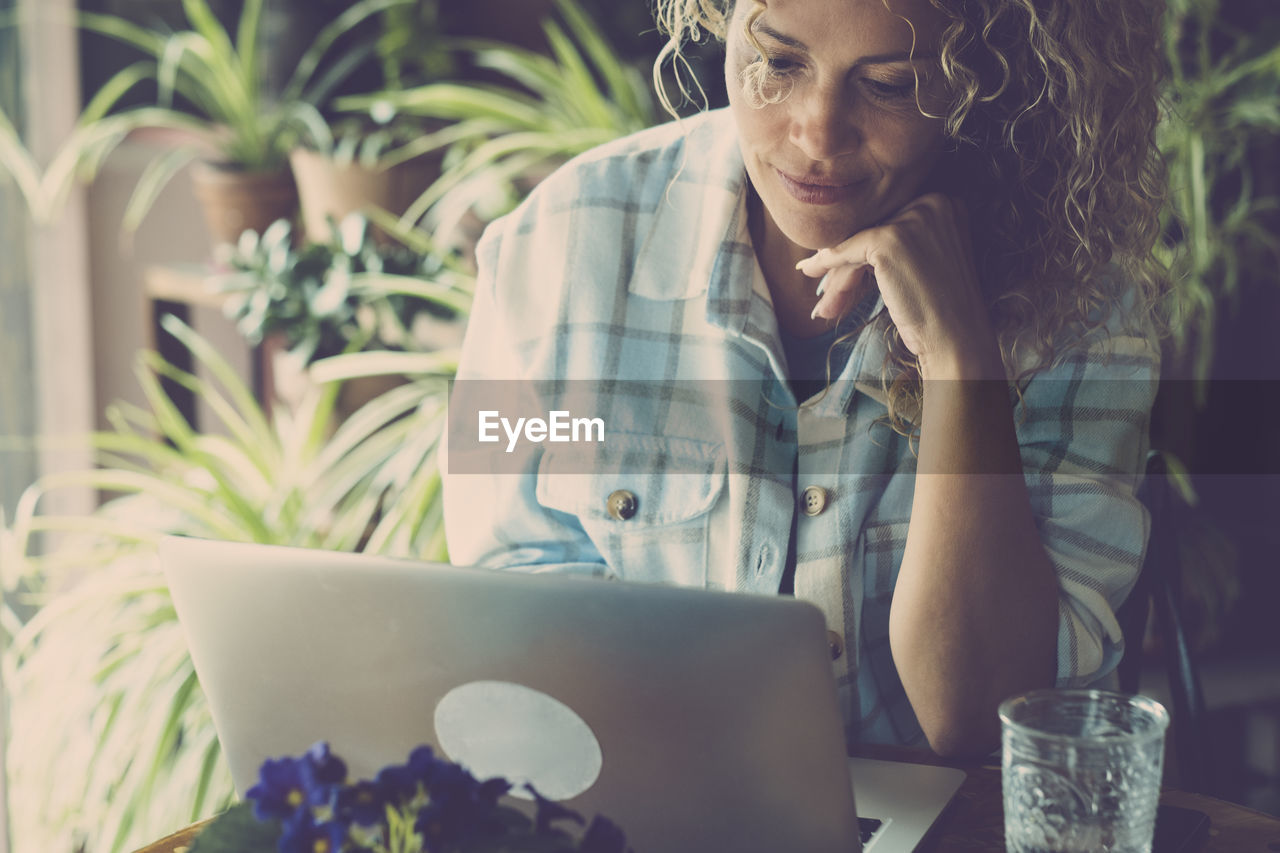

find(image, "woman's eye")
[762,55,800,75]
[863,78,914,100]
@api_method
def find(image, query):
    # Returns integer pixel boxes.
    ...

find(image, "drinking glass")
[1000,688,1170,853]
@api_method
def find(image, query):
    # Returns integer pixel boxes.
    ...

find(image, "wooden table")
[133,753,1280,853]
[850,744,1280,852]
[919,760,1280,851]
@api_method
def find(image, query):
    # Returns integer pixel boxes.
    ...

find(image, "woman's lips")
[776,169,861,205]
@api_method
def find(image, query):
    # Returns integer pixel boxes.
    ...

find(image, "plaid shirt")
[443,108,1159,747]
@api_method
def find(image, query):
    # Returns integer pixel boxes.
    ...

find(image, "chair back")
[1118,449,1213,793]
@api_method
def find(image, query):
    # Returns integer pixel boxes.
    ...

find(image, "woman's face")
[725,0,949,252]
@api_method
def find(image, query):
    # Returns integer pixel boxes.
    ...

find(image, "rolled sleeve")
[441,215,612,578]
[1013,326,1160,687]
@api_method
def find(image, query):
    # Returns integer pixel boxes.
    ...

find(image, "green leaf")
[542,19,614,128]
[349,272,474,315]
[282,0,416,104]
[1226,94,1280,127]
[357,82,548,128]
[0,109,47,218]
[40,107,206,217]
[121,146,201,236]
[187,803,279,853]
[378,118,506,169]
[299,39,380,110]
[556,0,651,123]
[77,11,168,56]
[160,314,276,455]
[310,351,459,383]
[235,0,265,101]
[79,60,157,124]
[468,39,564,95]
[403,135,589,226]
[179,0,238,67]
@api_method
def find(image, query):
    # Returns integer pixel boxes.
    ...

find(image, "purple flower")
[278,808,346,853]
[303,742,348,787]
[332,779,387,827]
[424,761,479,802]
[244,743,629,853]
[475,777,512,808]
[414,800,463,852]
[526,784,584,834]
[411,800,500,852]
[247,743,349,823]
[375,745,452,801]
[411,768,516,851]
[246,757,310,822]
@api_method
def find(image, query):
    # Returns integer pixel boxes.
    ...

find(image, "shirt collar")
[627,110,754,337]
[626,109,900,417]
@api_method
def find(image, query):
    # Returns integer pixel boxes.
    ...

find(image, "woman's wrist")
[915,336,1006,383]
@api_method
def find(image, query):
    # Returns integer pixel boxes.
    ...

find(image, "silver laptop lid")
[160,536,863,853]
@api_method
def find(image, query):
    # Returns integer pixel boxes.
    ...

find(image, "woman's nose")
[790,85,861,162]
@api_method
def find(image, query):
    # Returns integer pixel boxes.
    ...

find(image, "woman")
[443,0,1168,757]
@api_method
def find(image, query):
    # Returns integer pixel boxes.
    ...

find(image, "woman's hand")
[795,195,1061,756]
[796,193,1001,379]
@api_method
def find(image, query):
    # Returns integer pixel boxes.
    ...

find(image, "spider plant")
[215,214,472,366]
[0,5,49,219]
[335,0,659,241]
[0,109,47,219]
[23,0,413,231]
[4,309,462,853]
[1156,0,1280,387]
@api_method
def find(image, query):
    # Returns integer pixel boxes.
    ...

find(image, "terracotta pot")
[189,162,299,249]
[289,148,442,243]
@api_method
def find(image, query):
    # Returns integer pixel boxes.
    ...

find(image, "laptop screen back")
[160,537,863,853]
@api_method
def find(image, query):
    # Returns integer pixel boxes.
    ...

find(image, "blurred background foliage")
[0,1,1277,852]
[1149,0,1279,661]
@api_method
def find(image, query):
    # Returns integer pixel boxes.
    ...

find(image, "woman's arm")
[800,193,1150,756]
[442,213,612,577]
[890,357,1060,757]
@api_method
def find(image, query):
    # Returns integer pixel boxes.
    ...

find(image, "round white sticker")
[434,680,603,801]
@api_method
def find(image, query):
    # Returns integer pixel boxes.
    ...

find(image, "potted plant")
[190,742,632,853]
[285,0,463,245]
[30,0,413,246]
[335,0,659,248]
[1153,0,1280,387]
[5,312,464,853]
[288,115,449,244]
[213,213,471,416]
[1145,0,1280,654]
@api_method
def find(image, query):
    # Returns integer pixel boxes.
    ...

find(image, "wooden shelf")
[143,263,231,311]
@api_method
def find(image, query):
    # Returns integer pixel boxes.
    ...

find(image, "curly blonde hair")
[653,0,1170,432]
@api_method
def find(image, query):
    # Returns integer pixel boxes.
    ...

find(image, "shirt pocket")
[535,433,726,586]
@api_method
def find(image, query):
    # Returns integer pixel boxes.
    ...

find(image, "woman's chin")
[774,217,863,253]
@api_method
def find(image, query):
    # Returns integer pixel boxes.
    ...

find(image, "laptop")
[160,536,965,852]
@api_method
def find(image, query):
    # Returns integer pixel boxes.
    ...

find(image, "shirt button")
[800,485,828,517]
[826,630,844,662]
[606,489,638,521]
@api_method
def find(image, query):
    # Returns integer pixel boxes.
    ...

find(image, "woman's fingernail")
[810,303,823,321]
[796,251,824,272]
[816,271,831,297]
